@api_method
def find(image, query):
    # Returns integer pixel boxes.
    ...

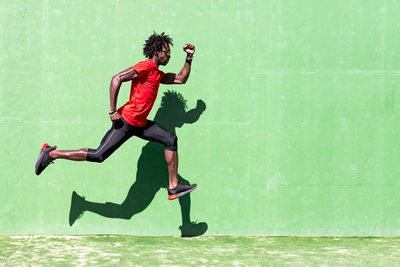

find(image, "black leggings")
[87,118,177,163]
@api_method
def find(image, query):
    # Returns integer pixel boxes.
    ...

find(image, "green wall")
[1,0,399,236]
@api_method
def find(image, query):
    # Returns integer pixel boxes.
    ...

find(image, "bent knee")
[165,134,178,151]
[86,149,108,163]
[88,155,106,163]
[93,156,106,163]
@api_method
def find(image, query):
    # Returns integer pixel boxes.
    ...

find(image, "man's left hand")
[183,44,195,58]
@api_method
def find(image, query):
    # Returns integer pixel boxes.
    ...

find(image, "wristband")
[109,109,117,115]
[186,56,193,63]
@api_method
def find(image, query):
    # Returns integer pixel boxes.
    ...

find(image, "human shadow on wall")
[69,90,208,237]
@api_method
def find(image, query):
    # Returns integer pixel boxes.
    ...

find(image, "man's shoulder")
[133,59,154,73]
[134,58,151,67]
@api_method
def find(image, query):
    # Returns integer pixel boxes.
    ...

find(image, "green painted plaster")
[0,0,399,235]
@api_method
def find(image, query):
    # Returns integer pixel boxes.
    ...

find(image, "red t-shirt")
[118,59,165,127]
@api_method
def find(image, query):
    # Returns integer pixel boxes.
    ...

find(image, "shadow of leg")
[178,175,208,237]
[69,182,159,226]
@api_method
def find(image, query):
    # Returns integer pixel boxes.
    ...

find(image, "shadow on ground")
[69,90,208,237]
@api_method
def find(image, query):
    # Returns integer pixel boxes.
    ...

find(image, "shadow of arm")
[184,100,206,124]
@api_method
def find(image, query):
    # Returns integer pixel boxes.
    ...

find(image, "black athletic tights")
[87,118,177,163]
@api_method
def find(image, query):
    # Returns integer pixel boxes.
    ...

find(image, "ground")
[1,236,399,266]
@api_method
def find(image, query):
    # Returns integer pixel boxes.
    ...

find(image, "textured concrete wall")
[1,0,399,235]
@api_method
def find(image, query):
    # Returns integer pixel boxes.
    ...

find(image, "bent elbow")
[175,77,186,84]
[111,75,121,85]
[112,75,120,82]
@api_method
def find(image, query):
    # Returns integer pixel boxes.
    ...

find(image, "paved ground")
[1,236,399,266]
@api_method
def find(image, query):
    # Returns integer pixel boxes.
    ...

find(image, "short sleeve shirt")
[118,59,165,127]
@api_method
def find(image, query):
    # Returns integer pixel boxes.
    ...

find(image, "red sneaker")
[167,182,197,200]
[35,143,56,175]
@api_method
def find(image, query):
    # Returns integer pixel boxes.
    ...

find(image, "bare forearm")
[177,61,192,83]
[109,76,122,111]
[107,67,137,121]
[176,44,195,83]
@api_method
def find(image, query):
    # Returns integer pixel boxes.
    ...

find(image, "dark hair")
[143,32,173,58]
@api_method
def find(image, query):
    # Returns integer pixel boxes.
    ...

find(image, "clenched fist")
[110,111,122,121]
[183,44,195,58]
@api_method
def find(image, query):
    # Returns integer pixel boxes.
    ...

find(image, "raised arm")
[109,67,138,121]
[161,44,195,84]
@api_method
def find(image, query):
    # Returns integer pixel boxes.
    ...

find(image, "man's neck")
[150,56,160,67]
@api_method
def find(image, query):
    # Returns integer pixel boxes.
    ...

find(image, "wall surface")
[1,0,399,236]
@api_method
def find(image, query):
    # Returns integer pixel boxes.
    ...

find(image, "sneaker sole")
[35,143,55,175]
[35,144,49,175]
[168,184,197,200]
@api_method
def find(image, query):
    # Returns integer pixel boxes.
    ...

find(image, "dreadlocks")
[143,32,173,58]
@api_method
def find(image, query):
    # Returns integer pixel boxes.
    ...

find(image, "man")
[35,32,197,200]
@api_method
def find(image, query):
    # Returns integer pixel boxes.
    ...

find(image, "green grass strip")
[1,236,400,266]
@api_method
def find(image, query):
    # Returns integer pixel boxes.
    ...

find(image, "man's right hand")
[110,111,122,121]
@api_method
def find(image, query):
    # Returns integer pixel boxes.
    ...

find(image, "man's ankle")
[168,183,178,189]
[49,150,57,159]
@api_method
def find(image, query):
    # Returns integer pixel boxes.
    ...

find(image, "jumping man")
[35,32,197,200]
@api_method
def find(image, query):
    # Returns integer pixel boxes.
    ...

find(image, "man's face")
[158,43,170,66]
